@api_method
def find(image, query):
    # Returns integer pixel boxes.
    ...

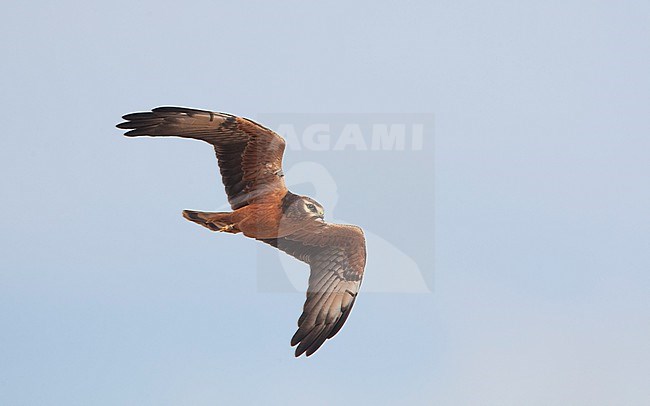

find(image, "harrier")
[117,107,366,357]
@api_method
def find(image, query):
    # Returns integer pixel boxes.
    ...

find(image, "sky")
[1,1,649,405]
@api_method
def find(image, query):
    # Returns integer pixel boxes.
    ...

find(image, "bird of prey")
[117,107,366,357]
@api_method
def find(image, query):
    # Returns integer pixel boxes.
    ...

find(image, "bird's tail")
[182,210,240,233]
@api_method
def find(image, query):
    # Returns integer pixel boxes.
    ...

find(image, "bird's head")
[299,196,325,221]
[281,192,325,222]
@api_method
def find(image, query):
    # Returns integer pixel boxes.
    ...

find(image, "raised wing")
[117,106,287,209]
[261,223,366,357]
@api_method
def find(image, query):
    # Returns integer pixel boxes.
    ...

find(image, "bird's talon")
[218,224,234,232]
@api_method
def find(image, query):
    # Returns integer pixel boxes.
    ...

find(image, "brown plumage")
[117,106,366,357]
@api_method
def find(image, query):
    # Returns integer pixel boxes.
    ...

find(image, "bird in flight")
[117,107,367,357]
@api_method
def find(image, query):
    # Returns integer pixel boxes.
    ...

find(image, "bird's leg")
[217,224,235,232]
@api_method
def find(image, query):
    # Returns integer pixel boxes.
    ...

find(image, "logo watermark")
[255,113,435,293]
[274,122,424,151]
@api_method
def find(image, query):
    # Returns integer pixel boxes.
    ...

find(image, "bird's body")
[184,192,325,238]
[117,106,366,357]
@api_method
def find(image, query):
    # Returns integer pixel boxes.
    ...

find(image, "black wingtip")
[294,346,313,358]
[292,325,330,357]
[116,121,143,136]
[152,106,209,116]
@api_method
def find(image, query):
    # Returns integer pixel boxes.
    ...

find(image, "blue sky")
[1,1,649,405]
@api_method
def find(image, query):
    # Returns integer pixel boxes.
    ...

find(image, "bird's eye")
[306,203,317,212]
